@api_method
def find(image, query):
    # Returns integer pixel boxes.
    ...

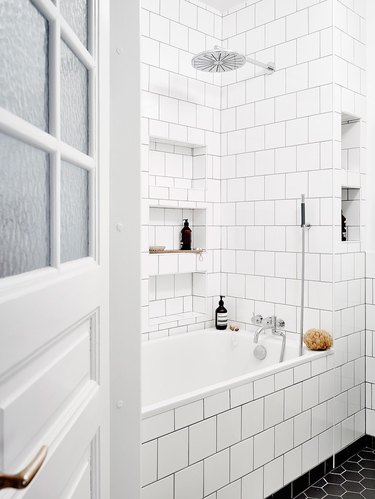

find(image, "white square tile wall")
[141,0,369,495]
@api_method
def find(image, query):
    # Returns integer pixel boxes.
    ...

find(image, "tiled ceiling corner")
[203,0,244,11]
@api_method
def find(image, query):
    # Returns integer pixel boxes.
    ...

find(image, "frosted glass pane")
[0,133,50,278]
[60,0,88,47]
[61,161,89,263]
[0,0,49,130]
[61,41,89,154]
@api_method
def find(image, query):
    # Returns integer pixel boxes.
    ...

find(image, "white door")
[0,0,110,497]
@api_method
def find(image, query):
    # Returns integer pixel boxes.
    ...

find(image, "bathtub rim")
[142,328,333,418]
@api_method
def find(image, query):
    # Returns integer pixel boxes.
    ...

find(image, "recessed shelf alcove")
[148,137,207,202]
[341,187,360,242]
[148,205,207,276]
[341,113,361,172]
[148,272,207,331]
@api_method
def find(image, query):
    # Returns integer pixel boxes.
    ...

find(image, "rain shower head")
[191,45,275,75]
[191,48,246,73]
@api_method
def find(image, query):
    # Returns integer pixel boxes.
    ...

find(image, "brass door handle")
[0,446,48,490]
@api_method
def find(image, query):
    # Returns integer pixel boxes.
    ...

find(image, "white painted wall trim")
[110,1,141,498]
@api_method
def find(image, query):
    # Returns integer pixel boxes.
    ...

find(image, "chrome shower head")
[191,48,246,73]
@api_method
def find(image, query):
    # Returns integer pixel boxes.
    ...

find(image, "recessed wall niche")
[148,272,207,332]
[148,137,206,202]
[341,113,361,172]
[341,187,360,242]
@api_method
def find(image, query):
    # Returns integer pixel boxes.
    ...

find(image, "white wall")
[140,0,368,453]
[110,1,141,497]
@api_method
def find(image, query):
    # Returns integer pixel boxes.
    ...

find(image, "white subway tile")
[294,410,312,446]
[254,427,275,468]
[205,390,230,417]
[286,10,308,40]
[189,417,217,464]
[264,456,284,497]
[175,400,203,429]
[204,449,230,496]
[217,407,241,450]
[242,467,264,499]
[158,428,188,478]
[265,390,284,428]
[175,462,203,499]
[230,437,254,481]
[142,440,158,486]
[284,446,302,484]
[255,0,275,26]
[275,419,294,457]
[231,383,254,407]
[284,384,302,419]
[242,398,264,438]
[302,436,319,474]
[217,480,241,499]
[142,475,173,499]
[142,411,174,442]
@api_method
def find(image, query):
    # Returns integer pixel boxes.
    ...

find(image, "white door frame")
[109,1,141,498]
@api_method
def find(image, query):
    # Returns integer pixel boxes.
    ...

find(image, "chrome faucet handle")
[262,316,274,327]
[251,313,263,325]
[276,318,285,328]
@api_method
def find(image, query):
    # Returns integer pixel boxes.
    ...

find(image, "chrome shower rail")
[300,194,311,356]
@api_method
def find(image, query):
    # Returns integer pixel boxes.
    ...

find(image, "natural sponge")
[304,328,333,351]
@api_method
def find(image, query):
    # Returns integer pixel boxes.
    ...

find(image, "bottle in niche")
[341,210,347,241]
[180,219,192,250]
[216,296,228,330]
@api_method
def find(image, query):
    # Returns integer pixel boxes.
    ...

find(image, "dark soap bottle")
[181,219,192,250]
[216,296,228,330]
[341,210,347,241]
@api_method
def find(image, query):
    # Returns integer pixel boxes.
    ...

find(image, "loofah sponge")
[304,328,333,351]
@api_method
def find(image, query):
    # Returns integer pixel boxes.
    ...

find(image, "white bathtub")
[142,327,331,416]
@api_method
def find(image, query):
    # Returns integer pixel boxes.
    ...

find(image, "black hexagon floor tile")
[344,462,363,472]
[343,471,364,482]
[361,461,375,470]
[305,486,326,498]
[343,481,364,493]
[300,447,375,499]
[326,473,346,484]
[361,470,375,480]
[361,479,375,490]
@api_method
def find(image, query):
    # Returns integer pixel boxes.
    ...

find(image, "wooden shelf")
[149,249,206,255]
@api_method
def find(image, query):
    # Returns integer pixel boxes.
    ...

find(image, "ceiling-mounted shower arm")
[213,45,275,74]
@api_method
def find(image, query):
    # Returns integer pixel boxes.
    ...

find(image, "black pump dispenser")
[181,219,192,250]
[341,210,347,241]
[216,296,228,330]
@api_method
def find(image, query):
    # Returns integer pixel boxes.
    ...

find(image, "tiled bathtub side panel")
[141,356,337,498]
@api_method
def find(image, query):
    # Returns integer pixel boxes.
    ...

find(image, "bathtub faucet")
[251,315,285,343]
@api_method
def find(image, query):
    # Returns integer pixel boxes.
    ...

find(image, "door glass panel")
[0,133,50,278]
[61,41,89,154]
[61,161,89,263]
[60,0,88,48]
[0,0,49,131]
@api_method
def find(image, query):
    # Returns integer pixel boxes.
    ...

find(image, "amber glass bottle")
[181,219,192,250]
